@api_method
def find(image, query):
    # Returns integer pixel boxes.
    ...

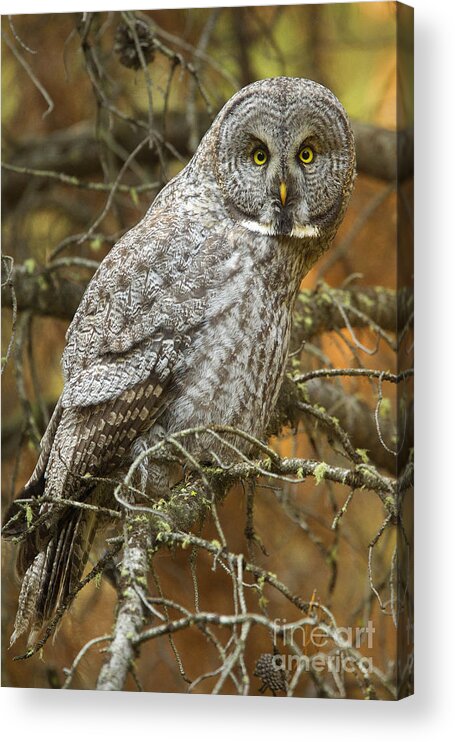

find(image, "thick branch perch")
[96,510,151,691]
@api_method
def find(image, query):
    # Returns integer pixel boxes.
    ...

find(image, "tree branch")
[292,285,403,343]
[96,510,151,691]
[1,263,86,322]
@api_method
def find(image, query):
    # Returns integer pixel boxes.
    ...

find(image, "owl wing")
[3,203,244,641]
[61,209,213,409]
[57,207,229,479]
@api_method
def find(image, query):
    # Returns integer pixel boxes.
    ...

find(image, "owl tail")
[6,498,98,648]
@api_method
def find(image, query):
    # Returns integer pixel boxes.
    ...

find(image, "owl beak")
[279,181,288,207]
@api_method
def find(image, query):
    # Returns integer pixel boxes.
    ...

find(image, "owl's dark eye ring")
[298,146,314,165]
[252,147,268,166]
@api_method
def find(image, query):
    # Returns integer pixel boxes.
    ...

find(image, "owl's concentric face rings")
[213,77,355,240]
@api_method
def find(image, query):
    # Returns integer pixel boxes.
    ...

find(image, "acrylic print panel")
[1,2,414,698]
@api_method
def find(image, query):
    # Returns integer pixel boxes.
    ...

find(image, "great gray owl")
[3,77,355,645]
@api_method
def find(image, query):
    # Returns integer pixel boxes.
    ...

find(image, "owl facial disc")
[213,76,356,244]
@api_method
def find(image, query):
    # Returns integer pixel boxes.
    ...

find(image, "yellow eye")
[252,147,268,166]
[298,146,314,165]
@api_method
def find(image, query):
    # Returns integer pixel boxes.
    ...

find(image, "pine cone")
[254,652,289,695]
[114,20,155,70]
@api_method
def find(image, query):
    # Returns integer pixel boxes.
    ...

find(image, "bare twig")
[2,32,54,118]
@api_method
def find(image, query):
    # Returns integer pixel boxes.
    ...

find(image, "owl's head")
[211,77,355,242]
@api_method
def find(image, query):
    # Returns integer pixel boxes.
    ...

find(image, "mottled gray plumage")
[3,77,355,644]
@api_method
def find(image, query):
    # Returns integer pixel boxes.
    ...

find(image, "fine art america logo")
[270,618,376,674]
